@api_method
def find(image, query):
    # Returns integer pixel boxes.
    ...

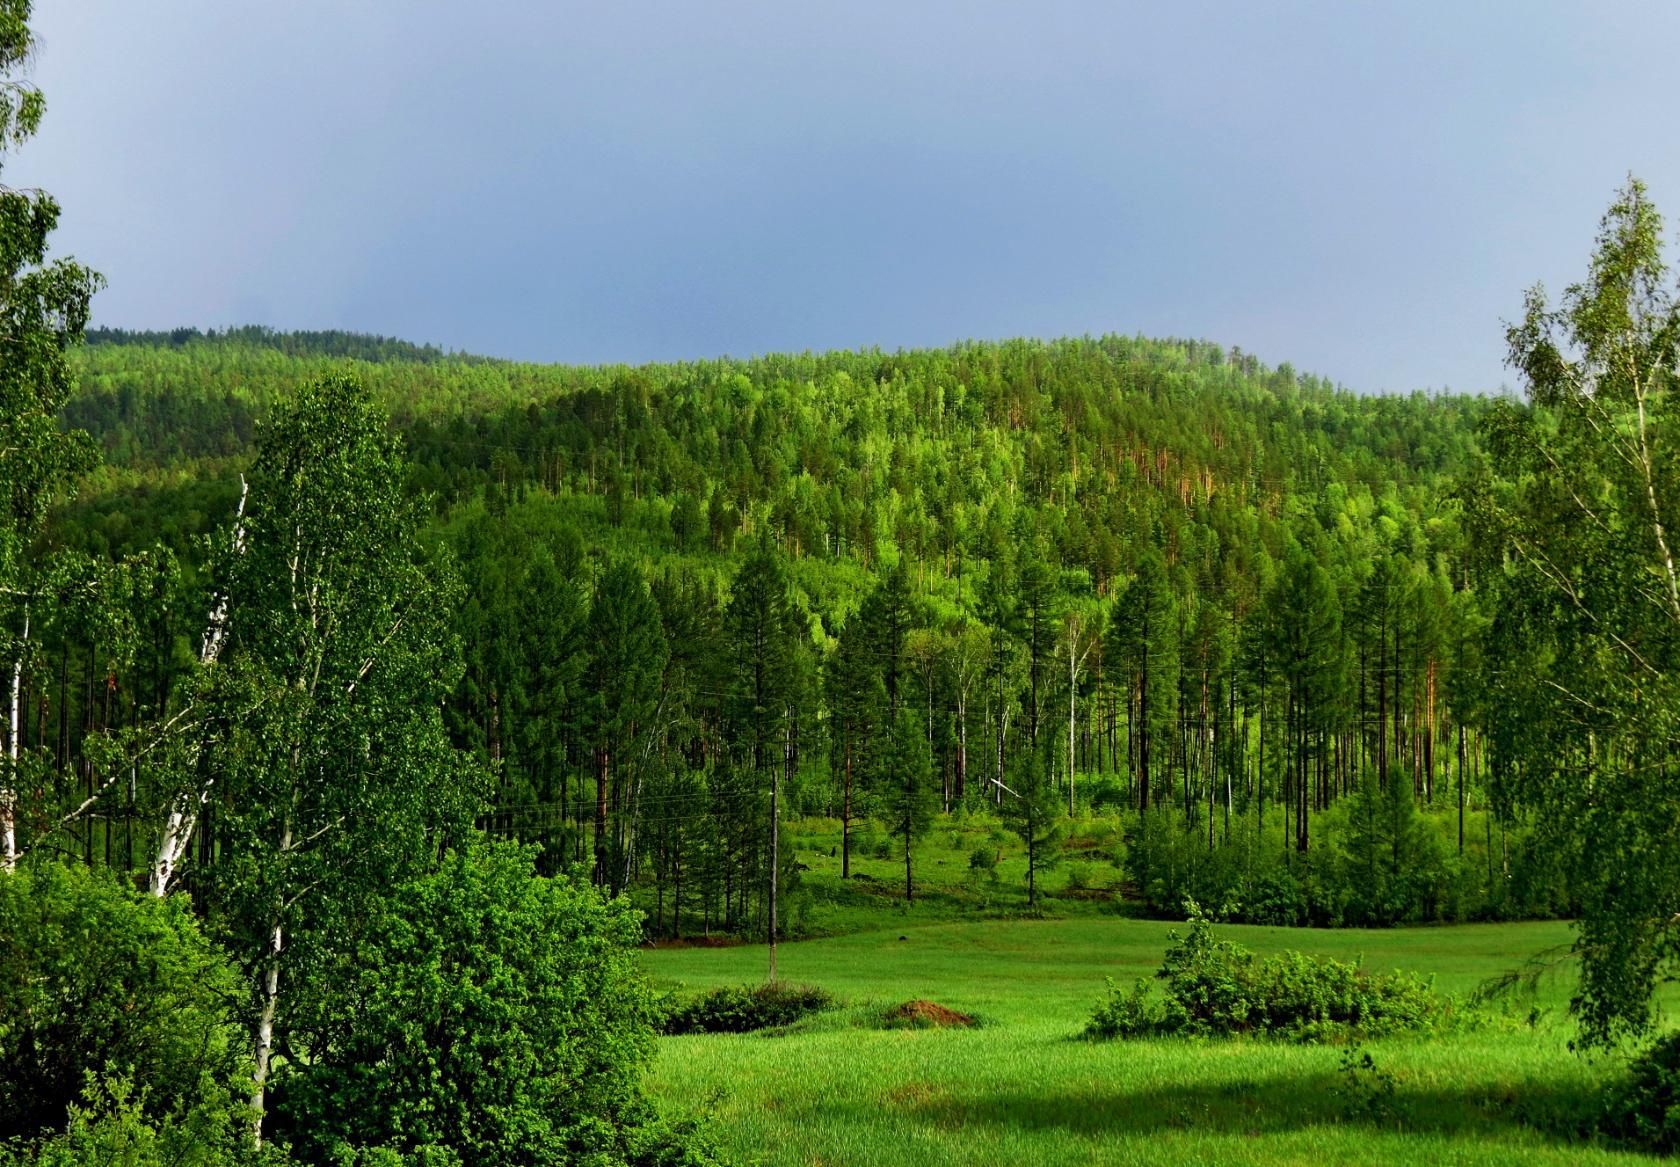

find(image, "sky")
[21,1,1680,394]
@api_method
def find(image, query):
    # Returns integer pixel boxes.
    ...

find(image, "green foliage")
[585,559,669,891]
[0,0,102,870]
[1479,177,1680,1046]
[1002,751,1063,907]
[0,863,247,1142]
[1336,1046,1404,1126]
[1083,976,1163,1040]
[723,539,803,774]
[1105,549,1178,810]
[661,982,835,1035]
[39,316,1521,952]
[1085,902,1448,1041]
[195,373,485,1140]
[0,1075,260,1167]
[1124,797,1534,929]
[269,841,672,1167]
[879,707,936,900]
[1602,1032,1680,1155]
[1342,772,1446,925]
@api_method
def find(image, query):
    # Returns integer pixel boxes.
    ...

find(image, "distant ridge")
[85,325,496,366]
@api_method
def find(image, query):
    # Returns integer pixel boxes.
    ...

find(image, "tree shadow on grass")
[856,1071,1603,1151]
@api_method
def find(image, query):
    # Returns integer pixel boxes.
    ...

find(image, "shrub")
[967,844,997,873]
[1604,1032,1680,1154]
[0,863,247,1143]
[1085,901,1448,1041]
[0,1076,256,1167]
[661,982,834,1035]
[1337,1047,1403,1126]
[1083,977,1164,1040]
[268,840,710,1167]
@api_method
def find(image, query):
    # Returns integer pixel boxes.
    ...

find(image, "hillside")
[32,327,1514,940]
[61,329,1486,579]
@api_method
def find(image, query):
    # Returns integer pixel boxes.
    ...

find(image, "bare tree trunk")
[954,686,967,804]
[1068,640,1077,815]
[593,745,609,886]
[841,740,853,879]
[770,721,783,984]
[1456,718,1466,855]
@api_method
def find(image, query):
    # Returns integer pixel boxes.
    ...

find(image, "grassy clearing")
[774,812,1132,936]
[645,916,1666,1165]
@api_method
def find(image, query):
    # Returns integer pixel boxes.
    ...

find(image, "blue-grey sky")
[23,2,1680,393]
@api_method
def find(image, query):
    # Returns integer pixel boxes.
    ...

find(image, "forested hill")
[37,323,1530,941]
[61,329,1488,594]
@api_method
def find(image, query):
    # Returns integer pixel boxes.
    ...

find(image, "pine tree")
[584,560,668,893]
[1106,550,1178,813]
[880,707,935,901]
[1003,749,1064,908]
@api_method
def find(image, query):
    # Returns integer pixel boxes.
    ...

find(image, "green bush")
[0,863,248,1143]
[0,1076,260,1167]
[268,840,712,1167]
[1604,1032,1680,1154]
[661,982,834,1035]
[1085,901,1448,1041]
[1084,977,1164,1039]
[1336,1047,1404,1126]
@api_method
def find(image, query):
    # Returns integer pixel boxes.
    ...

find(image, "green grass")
[644,916,1667,1165]
[769,812,1132,937]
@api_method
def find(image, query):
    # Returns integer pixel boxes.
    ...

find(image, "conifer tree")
[881,706,935,901]
[584,560,668,892]
[1004,749,1064,908]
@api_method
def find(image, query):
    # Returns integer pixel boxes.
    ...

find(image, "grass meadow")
[644,911,1669,1165]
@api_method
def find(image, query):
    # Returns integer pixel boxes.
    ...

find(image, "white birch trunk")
[249,916,283,1144]
[1068,637,1077,814]
[151,478,247,897]
[248,808,292,1147]
[2,608,24,871]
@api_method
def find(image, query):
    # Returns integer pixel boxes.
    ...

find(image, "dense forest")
[26,324,1539,942]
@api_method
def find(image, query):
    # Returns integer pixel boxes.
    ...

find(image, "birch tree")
[199,374,480,1143]
[1061,589,1103,813]
[1481,177,1680,1045]
[0,0,101,870]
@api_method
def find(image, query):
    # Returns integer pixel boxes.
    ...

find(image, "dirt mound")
[885,999,975,1028]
